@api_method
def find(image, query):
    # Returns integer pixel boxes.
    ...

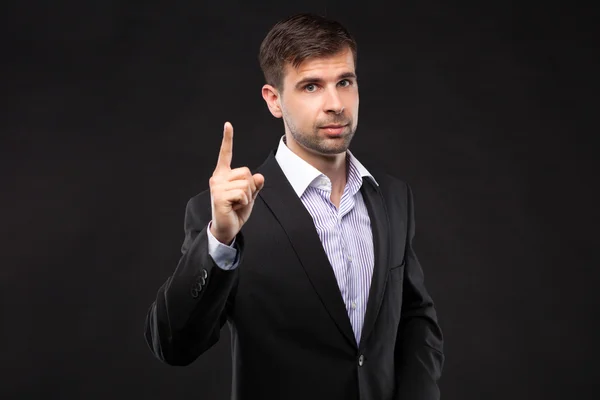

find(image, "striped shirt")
[207,135,378,344]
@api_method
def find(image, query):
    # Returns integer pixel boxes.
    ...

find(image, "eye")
[304,84,317,92]
[339,79,352,87]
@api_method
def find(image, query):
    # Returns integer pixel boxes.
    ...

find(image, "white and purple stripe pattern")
[297,154,375,345]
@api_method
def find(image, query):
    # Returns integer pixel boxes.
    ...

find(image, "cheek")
[298,101,319,122]
[352,94,359,113]
[342,91,358,106]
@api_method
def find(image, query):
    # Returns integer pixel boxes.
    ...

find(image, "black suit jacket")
[145,146,444,400]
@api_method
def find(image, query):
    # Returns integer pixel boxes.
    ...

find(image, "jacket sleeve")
[394,183,445,399]
[144,190,244,366]
[207,220,241,270]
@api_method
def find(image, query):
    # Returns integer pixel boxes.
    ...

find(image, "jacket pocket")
[389,260,406,270]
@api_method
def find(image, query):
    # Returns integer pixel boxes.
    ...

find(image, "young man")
[145,13,444,400]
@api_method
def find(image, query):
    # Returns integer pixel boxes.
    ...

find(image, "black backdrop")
[2,1,597,399]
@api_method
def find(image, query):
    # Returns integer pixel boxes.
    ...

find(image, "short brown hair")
[258,13,357,92]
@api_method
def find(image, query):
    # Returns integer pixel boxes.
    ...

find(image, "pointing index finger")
[216,122,233,172]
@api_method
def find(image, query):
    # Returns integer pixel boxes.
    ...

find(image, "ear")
[261,84,283,118]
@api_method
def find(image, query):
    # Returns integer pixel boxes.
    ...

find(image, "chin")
[321,143,351,155]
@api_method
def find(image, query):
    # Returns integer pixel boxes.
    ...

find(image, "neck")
[284,134,347,195]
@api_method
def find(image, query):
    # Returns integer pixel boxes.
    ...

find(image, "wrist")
[210,224,234,246]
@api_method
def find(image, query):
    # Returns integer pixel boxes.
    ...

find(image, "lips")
[321,124,347,136]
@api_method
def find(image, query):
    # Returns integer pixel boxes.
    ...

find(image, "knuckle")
[228,171,237,180]
[210,174,224,185]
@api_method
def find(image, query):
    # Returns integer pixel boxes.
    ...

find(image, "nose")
[324,87,344,115]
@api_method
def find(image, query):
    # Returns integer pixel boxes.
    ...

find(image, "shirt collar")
[274,135,379,198]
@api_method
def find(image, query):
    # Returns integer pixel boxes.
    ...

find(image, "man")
[145,12,444,400]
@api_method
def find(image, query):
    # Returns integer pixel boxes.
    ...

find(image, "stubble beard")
[283,110,357,155]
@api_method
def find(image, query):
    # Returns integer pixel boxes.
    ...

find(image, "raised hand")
[209,122,265,245]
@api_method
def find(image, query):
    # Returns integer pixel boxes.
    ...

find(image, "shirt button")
[347,255,352,262]
[358,354,364,366]
[351,302,357,310]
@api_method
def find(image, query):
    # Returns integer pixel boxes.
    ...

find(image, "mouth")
[320,124,347,129]
[320,124,348,136]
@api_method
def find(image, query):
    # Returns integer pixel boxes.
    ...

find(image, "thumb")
[253,173,265,191]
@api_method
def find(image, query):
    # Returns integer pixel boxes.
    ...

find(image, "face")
[262,47,359,157]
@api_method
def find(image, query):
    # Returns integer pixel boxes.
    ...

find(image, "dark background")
[2,0,597,399]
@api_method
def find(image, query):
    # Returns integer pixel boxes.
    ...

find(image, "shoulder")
[356,153,411,198]
[183,188,212,227]
[187,187,211,208]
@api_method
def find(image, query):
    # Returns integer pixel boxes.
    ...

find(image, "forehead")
[284,48,355,81]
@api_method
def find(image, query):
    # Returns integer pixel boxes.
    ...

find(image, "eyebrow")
[294,72,357,90]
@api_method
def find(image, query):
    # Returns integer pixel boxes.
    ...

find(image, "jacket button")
[358,354,364,366]
[191,287,199,298]
[202,269,208,279]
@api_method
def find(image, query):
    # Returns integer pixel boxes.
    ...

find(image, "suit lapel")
[256,150,358,348]
[358,176,391,349]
